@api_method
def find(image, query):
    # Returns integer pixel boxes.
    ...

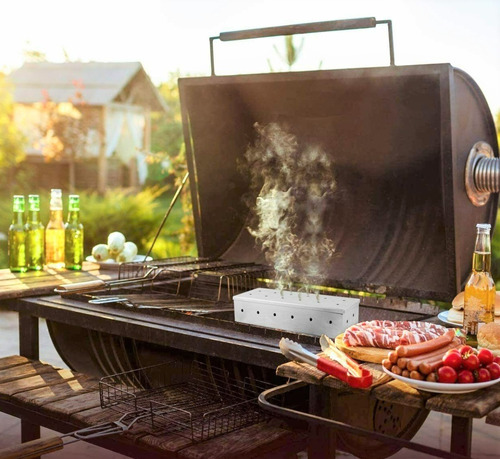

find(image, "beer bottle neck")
[49,209,63,222]
[472,231,491,272]
[67,210,80,223]
[12,211,24,225]
[27,210,40,223]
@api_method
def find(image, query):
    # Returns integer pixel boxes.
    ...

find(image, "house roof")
[9,61,167,112]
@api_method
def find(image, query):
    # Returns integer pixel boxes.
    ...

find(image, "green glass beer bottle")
[25,195,45,270]
[8,195,27,273]
[64,195,84,270]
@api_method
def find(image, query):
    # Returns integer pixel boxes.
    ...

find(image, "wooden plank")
[0,355,30,371]
[40,391,102,421]
[425,384,500,418]
[276,361,326,385]
[177,421,306,459]
[12,373,97,406]
[371,379,429,409]
[0,362,56,385]
[0,264,116,300]
[0,368,77,398]
[139,429,194,454]
[485,406,500,426]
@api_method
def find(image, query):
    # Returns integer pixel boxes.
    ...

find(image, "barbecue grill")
[47,18,499,457]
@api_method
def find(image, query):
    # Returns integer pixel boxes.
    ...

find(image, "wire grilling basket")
[99,359,271,442]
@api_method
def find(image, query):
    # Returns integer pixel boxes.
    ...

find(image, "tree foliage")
[149,73,196,255]
[34,82,97,192]
[0,73,25,171]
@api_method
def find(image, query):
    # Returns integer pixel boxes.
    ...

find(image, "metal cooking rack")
[99,359,270,442]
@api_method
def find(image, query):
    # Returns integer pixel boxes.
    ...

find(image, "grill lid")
[180,40,498,303]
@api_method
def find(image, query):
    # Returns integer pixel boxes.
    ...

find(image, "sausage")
[396,329,455,357]
[410,370,424,380]
[388,351,399,364]
[391,365,402,376]
[419,356,444,375]
[402,369,411,378]
[397,358,408,369]
[426,372,438,382]
[406,338,460,371]
[382,359,392,370]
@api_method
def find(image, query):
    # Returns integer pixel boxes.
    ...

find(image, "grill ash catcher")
[47,17,499,458]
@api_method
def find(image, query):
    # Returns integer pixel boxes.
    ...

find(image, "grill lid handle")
[209,17,395,75]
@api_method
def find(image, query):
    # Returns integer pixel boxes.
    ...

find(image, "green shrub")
[0,186,196,267]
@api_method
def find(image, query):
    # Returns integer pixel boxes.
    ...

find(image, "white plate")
[382,366,500,394]
[86,255,152,270]
[438,310,463,327]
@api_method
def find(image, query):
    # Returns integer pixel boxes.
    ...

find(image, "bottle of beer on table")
[8,195,27,273]
[25,194,45,270]
[464,223,495,343]
[65,194,84,270]
[45,188,65,269]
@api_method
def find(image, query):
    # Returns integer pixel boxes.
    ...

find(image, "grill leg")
[451,416,472,457]
[21,419,41,459]
[308,385,337,458]
[19,312,39,360]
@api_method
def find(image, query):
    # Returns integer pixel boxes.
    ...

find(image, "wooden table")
[257,358,500,458]
[0,263,118,446]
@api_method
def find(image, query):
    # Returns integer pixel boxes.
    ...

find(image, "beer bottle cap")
[68,195,80,211]
[13,195,25,213]
[28,195,40,211]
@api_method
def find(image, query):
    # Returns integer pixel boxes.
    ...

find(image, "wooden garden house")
[10,61,167,192]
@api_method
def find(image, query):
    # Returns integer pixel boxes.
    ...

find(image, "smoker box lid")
[179,63,498,302]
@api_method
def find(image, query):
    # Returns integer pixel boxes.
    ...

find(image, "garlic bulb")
[107,232,126,257]
[92,244,109,262]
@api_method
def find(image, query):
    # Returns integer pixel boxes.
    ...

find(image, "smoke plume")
[245,123,336,293]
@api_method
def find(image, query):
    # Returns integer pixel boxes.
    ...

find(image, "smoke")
[245,123,336,293]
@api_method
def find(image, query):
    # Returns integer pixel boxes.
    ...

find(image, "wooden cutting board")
[335,334,390,364]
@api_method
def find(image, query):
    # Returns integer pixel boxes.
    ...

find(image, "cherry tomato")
[459,345,473,356]
[442,350,463,370]
[437,365,457,383]
[477,348,494,366]
[486,362,500,380]
[494,356,500,366]
[458,369,474,384]
[476,368,492,382]
[462,353,480,371]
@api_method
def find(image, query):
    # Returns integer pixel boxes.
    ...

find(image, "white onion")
[107,232,126,257]
[92,244,109,261]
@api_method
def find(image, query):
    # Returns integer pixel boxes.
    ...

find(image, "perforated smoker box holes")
[233,288,359,336]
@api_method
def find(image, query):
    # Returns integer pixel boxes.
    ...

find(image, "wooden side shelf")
[0,355,307,458]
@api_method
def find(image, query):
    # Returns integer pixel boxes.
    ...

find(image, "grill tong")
[279,337,372,388]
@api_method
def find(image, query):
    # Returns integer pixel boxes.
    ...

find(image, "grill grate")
[99,360,270,442]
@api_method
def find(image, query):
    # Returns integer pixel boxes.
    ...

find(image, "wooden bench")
[0,355,307,458]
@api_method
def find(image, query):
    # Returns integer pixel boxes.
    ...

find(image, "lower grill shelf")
[99,359,270,442]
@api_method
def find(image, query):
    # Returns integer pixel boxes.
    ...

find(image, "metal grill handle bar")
[209,17,395,75]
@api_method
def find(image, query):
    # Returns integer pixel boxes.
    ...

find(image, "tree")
[34,81,97,193]
[268,35,304,72]
[496,110,500,147]
[149,73,196,255]
[0,73,25,187]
